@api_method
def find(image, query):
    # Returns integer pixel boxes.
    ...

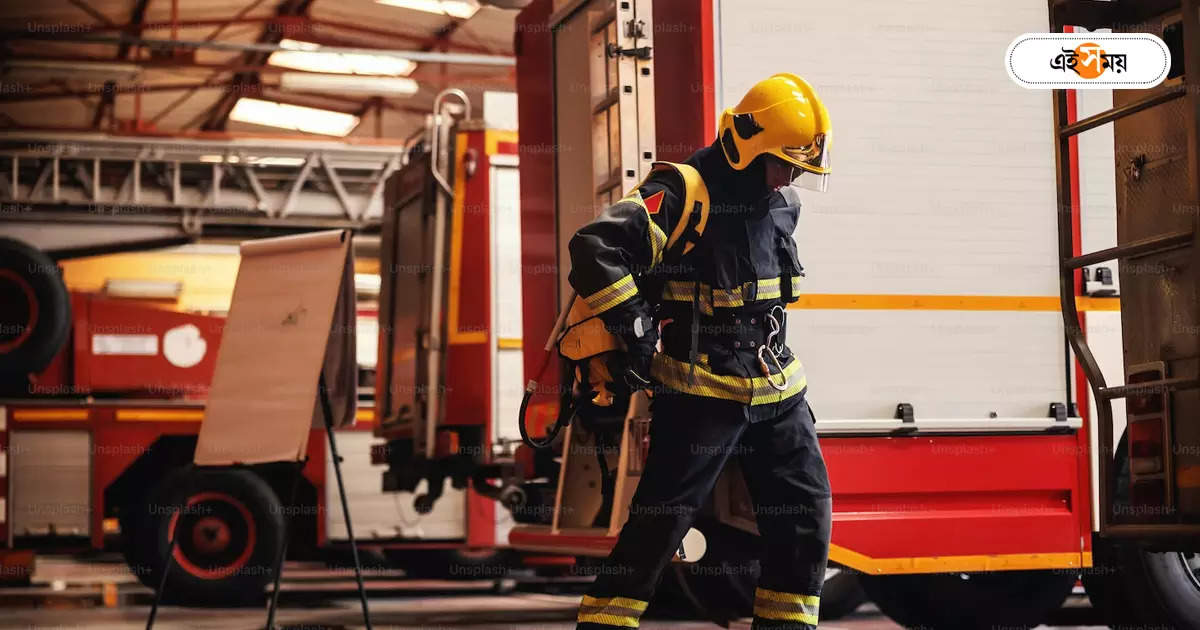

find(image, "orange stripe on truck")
[790,294,1119,312]
[829,543,1089,574]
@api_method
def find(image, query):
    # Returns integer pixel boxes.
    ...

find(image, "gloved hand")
[598,297,658,389]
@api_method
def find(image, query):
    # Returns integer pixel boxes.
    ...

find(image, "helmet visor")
[782,133,830,192]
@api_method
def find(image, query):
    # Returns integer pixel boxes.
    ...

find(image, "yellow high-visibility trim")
[648,221,668,266]
[756,277,782,300]
[614,191,667,266]
[116,409,204,422]
[828,544,1089,574]
[651,353,806,405]
[580,595,649,612]
[583,274,638,315]
[753,606,819,624]
[11,409,88,421]
[753,607,819,625]
[577,595,647,628]
[577,613,639,627]
[789,294,1120,312]
[754,588,820,606]
[661,277,801,309]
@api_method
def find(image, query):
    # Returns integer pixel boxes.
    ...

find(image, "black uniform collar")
[685,140,773,216]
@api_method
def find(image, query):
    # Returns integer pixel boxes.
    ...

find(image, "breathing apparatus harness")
[518,292,637,449]
[517,160,795,448]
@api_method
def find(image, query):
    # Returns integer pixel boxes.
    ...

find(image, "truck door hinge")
[625,18,646,39]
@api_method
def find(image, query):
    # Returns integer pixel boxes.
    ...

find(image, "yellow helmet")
[718,73,832,191]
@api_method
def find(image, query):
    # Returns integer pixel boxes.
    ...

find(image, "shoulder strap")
[639,161,710,258]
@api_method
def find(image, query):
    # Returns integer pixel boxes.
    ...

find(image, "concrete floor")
[0,600,1109,630]
[0,556,1108,630]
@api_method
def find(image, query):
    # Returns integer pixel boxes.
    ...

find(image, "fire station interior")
[1,0,1200,629]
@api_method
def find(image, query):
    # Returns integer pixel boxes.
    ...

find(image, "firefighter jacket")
[568,141,808,418]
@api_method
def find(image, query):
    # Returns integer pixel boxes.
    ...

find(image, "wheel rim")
[168,491,257,580]
[0,269,37,354]
[1174,551,1200,593]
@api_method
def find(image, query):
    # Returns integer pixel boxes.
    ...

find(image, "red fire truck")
[0,108,528,603]
[438,1,1197,627]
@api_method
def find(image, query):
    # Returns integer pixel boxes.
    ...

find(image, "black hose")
[518,383,576,449]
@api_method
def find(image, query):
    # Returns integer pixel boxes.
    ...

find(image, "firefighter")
[568,73,833,630]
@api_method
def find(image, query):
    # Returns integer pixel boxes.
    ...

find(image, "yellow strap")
[638,161,710,256]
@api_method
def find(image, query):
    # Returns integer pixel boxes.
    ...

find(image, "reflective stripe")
[577,595,648,628]
[584,274,638,315]
[651,353,807,405]
[757,277,782,300]
[648,220,667,266]
[616,191,668,266]
[753,588,819,625]
[661,278,801,309]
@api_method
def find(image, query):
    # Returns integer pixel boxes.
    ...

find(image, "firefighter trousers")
[576,392,832,630]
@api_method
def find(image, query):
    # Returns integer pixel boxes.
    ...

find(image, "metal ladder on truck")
[1051,0,1200,540]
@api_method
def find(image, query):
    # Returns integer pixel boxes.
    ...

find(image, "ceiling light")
[269,38,417,76]
[251,156,307,167]
[279,72,419,95]
[374,0,480,20]
[229,98,360,137]
[198,154,240,163]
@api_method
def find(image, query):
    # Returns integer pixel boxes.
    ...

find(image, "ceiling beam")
[258,87,432,115]
[199,0,313,131]
[4,54,515,87]
[117,0,154,59]
[2,34,515,66]
[308,17,498,55]
[6,17,500,55]
[66,0,116,27]
[1,81,229,104]
[0,124,415,144]
[91,80,117,128]
[201,0,274,43]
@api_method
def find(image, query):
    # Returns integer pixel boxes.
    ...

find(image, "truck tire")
[860,569,1076,629]
[660,518,759,623]
[0,237,70,379]
[819,565,867,620]
[1085,434,1200,629]
[129,468,285,606]
[654,518,866,623]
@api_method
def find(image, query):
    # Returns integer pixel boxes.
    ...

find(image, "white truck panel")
[718,0,1058,297]
[326,432,465,540]
[717,0,1068,418]
[791,310,1065,419]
